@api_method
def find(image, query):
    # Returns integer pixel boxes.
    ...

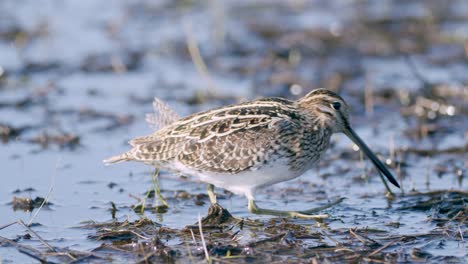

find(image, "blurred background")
[0,0,466,263]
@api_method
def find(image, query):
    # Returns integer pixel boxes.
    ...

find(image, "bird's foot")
[298,197,345,214]
[247,199,345,221]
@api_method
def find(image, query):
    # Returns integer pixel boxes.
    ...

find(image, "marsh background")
[0,0,466,263]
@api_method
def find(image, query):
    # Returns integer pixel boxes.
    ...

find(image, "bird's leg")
[207,184,217,204]
[152,168,169,208]
[247,199,331,220]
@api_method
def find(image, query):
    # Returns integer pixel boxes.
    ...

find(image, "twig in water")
[368,238,401,257]
[189,228,197,245]
[0,235,47,262]
[28,157,59,226]
[18,220,57,253]
[198,213,210,262]
[0,221,17,230]
[19,220,80,263]
[362,257,387,263]
[349,228,379,246]
[321,230,341,247]
[129,230,150,240]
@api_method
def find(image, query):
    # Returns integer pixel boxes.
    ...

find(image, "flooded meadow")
[0,0,466,263]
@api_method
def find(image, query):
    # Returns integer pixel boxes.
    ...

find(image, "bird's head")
[297,88,350,133]
[297,88,400,189]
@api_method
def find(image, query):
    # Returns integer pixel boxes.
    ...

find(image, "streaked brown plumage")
[105,88,399,219]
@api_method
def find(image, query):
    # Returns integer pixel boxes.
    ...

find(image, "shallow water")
[1,0,467,263]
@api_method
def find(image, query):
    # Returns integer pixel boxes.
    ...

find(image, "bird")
[104,88,400,219]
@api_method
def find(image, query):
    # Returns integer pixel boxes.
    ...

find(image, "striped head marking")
[296,88,350,133]
[297,88,401,189]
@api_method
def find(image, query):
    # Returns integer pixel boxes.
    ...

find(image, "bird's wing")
[127,98,303,171]
[178,118,279,173]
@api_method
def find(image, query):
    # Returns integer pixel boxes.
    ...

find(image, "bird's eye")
[331,102,341,110]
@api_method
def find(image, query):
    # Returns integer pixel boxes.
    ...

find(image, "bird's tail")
[103,152,132,166]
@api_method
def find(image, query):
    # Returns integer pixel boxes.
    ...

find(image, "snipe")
[104,89,400,219]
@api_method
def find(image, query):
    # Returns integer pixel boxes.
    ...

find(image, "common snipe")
[104,89,400,219]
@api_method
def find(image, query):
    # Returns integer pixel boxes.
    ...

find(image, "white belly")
[165,158,310,199]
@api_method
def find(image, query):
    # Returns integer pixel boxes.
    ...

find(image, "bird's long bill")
[343,126,400,188]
